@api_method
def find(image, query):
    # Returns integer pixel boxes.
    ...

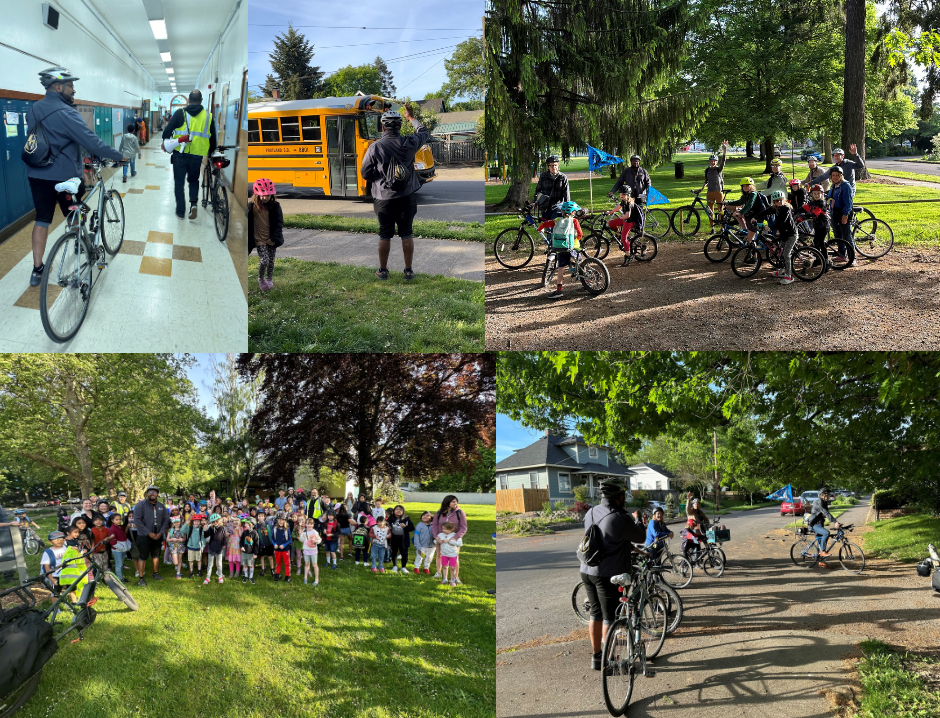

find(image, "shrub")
[572,485,589,503]
[873,489,905,510]
[665,493,677,518]
[542,500,552,514]
[572,501,592,513]
[554,500,568,511]
[632,489,649,505]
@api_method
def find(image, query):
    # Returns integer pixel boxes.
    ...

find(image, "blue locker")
[0,139,10,231]
[0,99,32,223]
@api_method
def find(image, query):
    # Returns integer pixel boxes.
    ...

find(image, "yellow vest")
[58,545,88,594]
[174,109,212,156]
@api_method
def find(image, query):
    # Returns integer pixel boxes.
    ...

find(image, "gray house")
[495,433,635,502]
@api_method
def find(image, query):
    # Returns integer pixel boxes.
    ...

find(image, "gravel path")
[485,243,940,350]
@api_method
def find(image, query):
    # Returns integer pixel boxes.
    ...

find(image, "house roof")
[496,434,635,476]
[433,110,483,124]
[417,98,446,112]
[629,462,676,479]
[432,122,478,136]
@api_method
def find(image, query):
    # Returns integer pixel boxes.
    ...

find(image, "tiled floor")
[0,145,246,351]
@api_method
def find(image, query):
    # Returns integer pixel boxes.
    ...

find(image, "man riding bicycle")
[533,156,570,220]
[608,154,650,236]
[806,487,841,563]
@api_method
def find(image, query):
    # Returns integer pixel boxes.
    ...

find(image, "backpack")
[551,216,577,251]
[22,106,66,168]
[380,138,412,191]
[576,508,618,567]
[352,531,367,548]
[0,610,59,698]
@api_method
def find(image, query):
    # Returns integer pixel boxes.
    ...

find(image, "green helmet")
[770,190,785,201]
[740,177,754,186]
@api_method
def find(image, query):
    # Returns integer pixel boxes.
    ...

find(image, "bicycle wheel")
[853,218,894,259]
[0,670,43,718]
[100,189,124,255]
[650,582,683,634]
[662,555,693,589]
[792,246,826,282]
[791,538,820,566]
[702,549,725,577]
[24,537,39,556]
[704,233,732,263]
[572,581,590,624]
[581,233,607,259]
[602,617,635,717]
[825,238,855,270]
[493,227,536,269]
[711,547,727,566]
[541,257,557,289]
[671,205,701,237]
[103,572,139,610]
[40,230,93,343]
[640,595,668,660]
[839,542,866,574]
[578,256,611,295]
[731,245,762,278]
[632,234,658,262]
[213,183,230,242]
[644,208,671,239]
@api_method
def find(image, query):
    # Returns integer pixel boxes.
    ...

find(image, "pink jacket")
[432,507,467,539]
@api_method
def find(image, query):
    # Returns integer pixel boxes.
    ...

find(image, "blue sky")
[247,1,482,100]
[185,354,224,416]
[496,414,546,463]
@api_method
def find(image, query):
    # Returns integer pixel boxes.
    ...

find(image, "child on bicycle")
[644,508,673,563]
[799,183,833,263]
[752,190,800,284]
[537,201,583,300]
[604,190,638,266]
[725,177,766,241]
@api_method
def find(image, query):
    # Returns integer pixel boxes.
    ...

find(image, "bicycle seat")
[609,573,631,586]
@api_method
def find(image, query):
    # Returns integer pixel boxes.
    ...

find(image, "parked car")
[800,149,822,161]
[44,499,61,506]
[22,502,42,508]
[64,497,82,505]
[800,490,820,507]
[780,498,804,516]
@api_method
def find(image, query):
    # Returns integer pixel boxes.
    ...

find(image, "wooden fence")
[496,488,550,514]
[430,141,484,164]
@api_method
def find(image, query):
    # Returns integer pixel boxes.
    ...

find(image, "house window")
[589,446,598,459]
[558,473,571,492]
[499,474,508,490]
[656,481,662,490]
[529,472,539,489]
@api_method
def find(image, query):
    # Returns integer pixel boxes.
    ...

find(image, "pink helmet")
[252,178,276,196]
[788,179,801,188]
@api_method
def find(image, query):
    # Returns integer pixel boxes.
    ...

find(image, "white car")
[800,491,820,507]
[64,497,82,505]
[22,502,42,508]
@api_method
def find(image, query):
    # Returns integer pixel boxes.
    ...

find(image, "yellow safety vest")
[114,502,130,517]
[58,544,88,595]
[174,109,212,156]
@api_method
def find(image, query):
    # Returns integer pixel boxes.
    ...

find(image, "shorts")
[373,193,418,240]
[440,555,457,568]
[28,176,85,228]
[553,250,572,268]
[135,534,163,560]
[241,553,256,567]
[340,527,352,536]
[259,544,274,557]
[580,572,620,625]
[187,549,203,562]
[323,539,338,552]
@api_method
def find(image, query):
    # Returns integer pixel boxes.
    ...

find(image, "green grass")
[4,503,495,718]
[868,169,940,184]
[497,515,579,535]
[248,257,484,351]
[856,639,940,718]
[284,214,485,242]
[486,156,940,247]
[861,513,940,562]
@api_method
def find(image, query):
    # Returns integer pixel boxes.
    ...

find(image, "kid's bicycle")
[542,248,611,295]
[21,527,45,557]
[730,224,826,282]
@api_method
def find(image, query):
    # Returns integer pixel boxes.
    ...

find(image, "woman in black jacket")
[351,494,371,518]
[248,178,284,292]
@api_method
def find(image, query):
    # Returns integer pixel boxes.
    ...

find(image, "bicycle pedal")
[96,261,108,269]
[644,669,656,678]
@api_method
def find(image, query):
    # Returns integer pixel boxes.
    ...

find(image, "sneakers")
[779,276,794,285]
[123,176,127,183]
[450,580,457,587]
[772,269,785,278]
[454,578,463,585]
[176,211,185,219]
[304,578,308,585]
[284,576,291,583]
[403,268,415,281]
[131,172,137,177]
[546,290,564,299]
[424,568,431,575]
[29,265,43,287]
[330,563,336,570]
[218,577,224,584]
[137,578,146,587]
[203,578,210,585]
[433,571,442,578]
[176,574,182,580]
[242,576,248,583]
[249,577,256,584]
[312,581,318,587]
[414,568,421,574]
[375,268,389,280]
[152,572,163,581]
[54,177,81,194]
[850,259,858,267]
[372,567,378,573]
[392,566,399,573]
[189,205,197,220]
[441,579,448,585]
[274,573,281,582]
[355,561,359,566]
[379,568,386,574]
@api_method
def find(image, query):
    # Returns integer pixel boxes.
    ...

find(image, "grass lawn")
[486,156,940,247]
[285,214,485,242]
[861,513,940,562]
[856,639,940,718]
[868,169,940,184]
[3,503,495,718]
[248,257,484,351]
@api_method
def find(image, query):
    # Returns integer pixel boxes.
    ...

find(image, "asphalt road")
[866,156,940,176]
[277,166,483,223]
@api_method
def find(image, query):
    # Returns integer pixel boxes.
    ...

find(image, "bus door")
[326,116,358,196]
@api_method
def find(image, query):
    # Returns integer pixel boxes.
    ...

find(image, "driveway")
[866,156,940,177]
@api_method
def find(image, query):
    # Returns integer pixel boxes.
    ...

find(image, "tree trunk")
[762,137,775,174]
[758,142,765,161]
[494,178,531,211]
[101,462,116,499]
[745,140,754,158]
[63,378,95,498]
[823,132,832,164]
[843,0,869,179]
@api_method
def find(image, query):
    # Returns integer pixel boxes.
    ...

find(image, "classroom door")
[325,116,357,197]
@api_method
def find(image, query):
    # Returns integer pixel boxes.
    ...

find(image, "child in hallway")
[119,123,141,183]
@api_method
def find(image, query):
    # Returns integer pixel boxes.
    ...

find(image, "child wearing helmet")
[537,201,583,299]
[604,190,639,266]
[787,178,805,209]
[760,158,789,197]
[799,184,835,263]
[752,190,800,284]
[248,178,283,291]
[725,177,765,236]
[204,513,227,585]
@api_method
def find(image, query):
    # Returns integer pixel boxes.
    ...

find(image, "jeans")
[172,152,203,216]
[112,550,127,581]
[206,552,224,578]
[122,158,136,178]
[781,232,798,278]
[813,524,831,552]
[370,543,387,569]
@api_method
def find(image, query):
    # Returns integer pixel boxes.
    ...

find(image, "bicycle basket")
[706,528,731,543]
[0,609,59,699]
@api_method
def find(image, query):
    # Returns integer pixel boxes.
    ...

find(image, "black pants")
[172,152,203,216]
[28,177,85,228]
[373,194,418,239]
[813,217,831,256]
[580,572,621,625]
[389,536,409,565]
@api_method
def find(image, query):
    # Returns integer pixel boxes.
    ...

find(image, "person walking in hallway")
[162,89,217,220]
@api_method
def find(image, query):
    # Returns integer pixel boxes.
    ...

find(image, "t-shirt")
[300,529,320,555]
[90,526,111,552]
[372,506,386,520]
[370,526,389,548]
[41,545,67,578]
[437,532,463,558]
[322,521,338,542]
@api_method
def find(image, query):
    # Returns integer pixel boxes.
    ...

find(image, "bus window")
[358,114,381,141]
[280,116,301,142]
[260,117,280,142]
[248,118,260,143]
[302,116,321,141]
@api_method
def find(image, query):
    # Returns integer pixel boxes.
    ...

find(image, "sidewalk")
[278,228,483,281]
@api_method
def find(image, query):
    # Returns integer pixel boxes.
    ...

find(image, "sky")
[185,354,223,417]
[247,0,483,101]
[496,413,546,463]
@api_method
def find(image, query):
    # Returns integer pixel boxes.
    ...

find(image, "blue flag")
[587,145,623,172]
[647,186,670,206]
[766,484,793,501]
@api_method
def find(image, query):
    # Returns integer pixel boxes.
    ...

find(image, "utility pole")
[713,428,720,511]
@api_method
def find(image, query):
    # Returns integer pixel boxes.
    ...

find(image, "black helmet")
[380,110,402,128]
[546,155,560,164]
[818,486,831,495]
[917,560,933,578]
[598,477,628,496]
[39,67,79,88]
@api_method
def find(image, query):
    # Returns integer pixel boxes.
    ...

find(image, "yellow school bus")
[247,95,435,197]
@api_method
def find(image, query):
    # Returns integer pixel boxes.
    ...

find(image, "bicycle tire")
[100,189,124,255]
[825,239,854,270]
[852,218,894,259]
[791,538,820,566]
[493,227,535,269]
[644,208,672,239]
[792,246,826,282]
[704,233,732,263]
[572,581,590,624]
[711,546,727,566]
[641,595,668,660]
[213,183,230,242]
[731,245,762,278]
[632,234,658,262]
[39,230,92,343]
[0,670,43,718]
[601,616,635,717]
[662,555,693,589]
[104,572,138,610]
[578,256,611,295]
[702,549,725,577]
[541,256,557,289]
[839,542,866,574]
[650,582,683,635]
[671,205,701,237]
[24,537,39,556]
[581,233,606,259]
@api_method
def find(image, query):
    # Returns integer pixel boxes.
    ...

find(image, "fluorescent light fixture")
[160,52,171,62]
[149,19,167,39]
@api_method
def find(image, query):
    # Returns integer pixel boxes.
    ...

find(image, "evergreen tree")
[267,23,323,100]
[373,56,397,97]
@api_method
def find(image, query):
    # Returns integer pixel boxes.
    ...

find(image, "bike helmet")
[810,184,824,193]
[788,179,801,188]
[630,154,641,161]
[380,110,402,128]
[14,509,25,515]
[770,190,785,201]
[238,513,250,520]
[740,177,755,186]
[917,560,933,577]
[192,513,206,520]
[832,148,845,155]
[48,531,65,541]
[117,491,127,497]
[559,201,581,215]
[708,154,719,161]
[145,485,159,493]
[252,178,276,196]
[819,486,832,495]
[598,477,628,496]
[241,517,254,525]
[830,166,843,175]
[209,513,222,522]
[770,158,782,167]
[171,516,181,522]
[39,67,79,88]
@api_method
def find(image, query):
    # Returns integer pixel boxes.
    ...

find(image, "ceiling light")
[166,68,174,74]
[149,19,167,40]
[160,52,171,62]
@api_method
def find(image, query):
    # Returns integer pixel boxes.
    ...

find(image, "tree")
[398,98,438,136]
[422,443,496,492]
[267,24,324,100]
[237,354,495,498]
[373,56,396,97]
[843,0,870,179]
[325,64,383,97]
[442,37,485,102]
[473,112,485,150]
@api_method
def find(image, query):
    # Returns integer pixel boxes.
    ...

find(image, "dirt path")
[485,243,940,350]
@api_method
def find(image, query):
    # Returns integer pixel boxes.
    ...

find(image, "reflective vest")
[174,109,212,156]
[114,502,130,517]
[58,544,88,594]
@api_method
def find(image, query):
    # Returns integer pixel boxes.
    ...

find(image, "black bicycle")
[584,200,659,266]
[200,145,231,242]
[730,224,826,281]
[671,187,738,238]
[790,523,865,573]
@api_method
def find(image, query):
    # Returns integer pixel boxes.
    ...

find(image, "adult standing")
[532,155,571,220]
[132,485,169,586]
[701,141,729,226]
[113,492,131,518]
[804,145,865,192]
[162,89,217,220]
[685,494,711,531]
[578,478,647,671]
[432,495,468,584]
[24,67,127,287]
[274,489,288,512]
[70,498,103,525]
[360,104,431,282]
[759,158,788,197]
[351,494,371,517]
[609,154,651,235]
[803,155,829,192]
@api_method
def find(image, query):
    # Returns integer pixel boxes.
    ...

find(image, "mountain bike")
[847,207,893,259]
[730,225,826,281]
[794,213,856,271]
[682,534,725,577]
[703,208,751,262]
[493,203,606,269]
[200,145,232,242]
[542,248,611,295]
[584,199,659,266]
[21,527,45,557]
[39,157,125,343]
[602,195,672,240]
[671,187,739,238]
[790,524,865,573]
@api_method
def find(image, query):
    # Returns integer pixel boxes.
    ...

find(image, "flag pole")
[589,172,593,212]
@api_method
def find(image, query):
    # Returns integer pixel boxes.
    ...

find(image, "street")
[866,156,940,176]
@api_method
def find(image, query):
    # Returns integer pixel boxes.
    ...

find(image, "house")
[495,433,635,501]
[627,463,678,492]
[417,98,446,113]
[431,110,483,141]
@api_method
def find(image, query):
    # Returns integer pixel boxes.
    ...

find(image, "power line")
[397,57,447,92]
[248,35,476,53]
[248,24,478,30]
